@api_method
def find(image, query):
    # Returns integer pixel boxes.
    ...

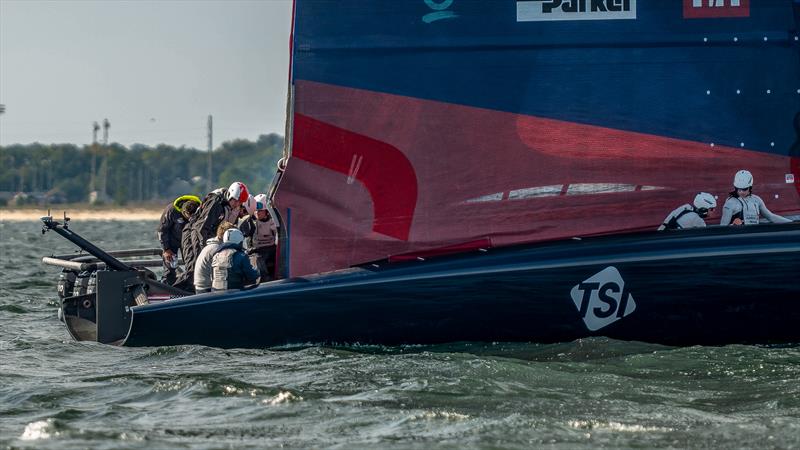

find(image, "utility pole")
[207,115,213,192]
[99,119,110,197]
[91,121,99,192]
[102,118,110,145]
[138,167,143,201]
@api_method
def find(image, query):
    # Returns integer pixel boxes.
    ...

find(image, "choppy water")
[1,219,799,449]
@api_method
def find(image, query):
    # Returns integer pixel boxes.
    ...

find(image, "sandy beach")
[0,208,163,222]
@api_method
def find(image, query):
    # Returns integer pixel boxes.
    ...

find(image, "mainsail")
[275,0,800,277]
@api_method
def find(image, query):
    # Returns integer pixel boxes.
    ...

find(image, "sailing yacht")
[44,0,800,347]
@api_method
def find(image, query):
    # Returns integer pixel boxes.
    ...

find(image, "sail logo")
[423,0,458,23]
[683,0,749,19]
[517,0,636,22]
[570,266,636,331]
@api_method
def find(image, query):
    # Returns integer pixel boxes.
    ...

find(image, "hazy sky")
[0,0,292,148]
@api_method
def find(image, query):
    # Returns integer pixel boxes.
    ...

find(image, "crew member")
[193,221,236,294]
[240,193,278,282]
[658,192,716,231]
[211,228,259,291]
[176,181,250,291]
[157,194,201,284]
[720,170,791,226]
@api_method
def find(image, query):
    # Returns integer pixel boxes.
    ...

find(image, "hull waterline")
[120,224,800,348]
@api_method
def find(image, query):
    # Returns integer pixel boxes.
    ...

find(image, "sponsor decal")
[422,0,458,23]
[570,266,636,331]
[517,0,636,22]
[683,0,749,19]
[787,174,796,184]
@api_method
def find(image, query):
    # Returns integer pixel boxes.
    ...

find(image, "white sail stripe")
[465,192,504,203]
[509,185,563,199]
[566,183,638,195]
[464,184,667,203]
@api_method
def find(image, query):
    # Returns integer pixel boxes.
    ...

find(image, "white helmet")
[242,195,257,215]
[693,192,717,217]
[222,228,244,246]
[226,182,249,203]
[254,193,269,211]
[733,170,753,189]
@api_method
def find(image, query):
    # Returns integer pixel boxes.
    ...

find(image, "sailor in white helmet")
[175,181,250,291]
[239,193,278,282]
[658,192,717,231]
[720,170,791,226]
[211,228,259,291]
[193,221,236,294]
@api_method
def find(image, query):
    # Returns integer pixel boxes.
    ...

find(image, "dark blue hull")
[121,223,800,348]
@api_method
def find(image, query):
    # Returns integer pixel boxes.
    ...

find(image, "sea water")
[1,219,799,449]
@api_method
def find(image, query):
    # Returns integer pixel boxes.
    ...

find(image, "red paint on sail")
[292,113,418,241]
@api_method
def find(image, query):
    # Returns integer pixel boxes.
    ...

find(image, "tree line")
[0,134,284,206]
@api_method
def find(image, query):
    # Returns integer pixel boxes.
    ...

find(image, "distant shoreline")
[0,207,162,221]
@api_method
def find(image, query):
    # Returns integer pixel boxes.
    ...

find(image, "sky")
[0,0,293,149]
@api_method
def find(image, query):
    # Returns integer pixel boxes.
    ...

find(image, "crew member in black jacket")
[175,182,249,291]
[157,195,201,284]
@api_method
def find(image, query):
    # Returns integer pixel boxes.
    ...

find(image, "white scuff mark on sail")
[347,154,363,185]
[20,419,59,441]
[639,185,665,191]
[509,185,563,199]
[464,192,504,203]
[566,183,638,195]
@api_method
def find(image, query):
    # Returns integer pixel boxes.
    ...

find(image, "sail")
[275,0,800,277]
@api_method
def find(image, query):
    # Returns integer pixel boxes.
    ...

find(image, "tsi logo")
[570,266,636,331]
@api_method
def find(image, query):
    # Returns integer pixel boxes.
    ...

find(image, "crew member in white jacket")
[193,221,236,293]
[720,170,792,226]
[658,192,716,231]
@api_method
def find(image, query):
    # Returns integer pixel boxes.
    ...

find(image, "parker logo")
[570,266,636,331]
[517,0,636,22]
[683,0,749,19]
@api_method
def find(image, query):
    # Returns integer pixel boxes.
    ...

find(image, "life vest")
[663,207,695,230]
[738,198,760,225]
[252,219,277,250]
[727,197,760,225]
[211,247,237,291]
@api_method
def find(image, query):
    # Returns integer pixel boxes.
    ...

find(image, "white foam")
[222,385,260,397]
[419,410,470,421]
[568,420,671,433]
[20,419,58,441]
[262,391,301,405]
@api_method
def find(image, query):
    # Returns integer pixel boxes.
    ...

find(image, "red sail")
[276,0,800,277]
